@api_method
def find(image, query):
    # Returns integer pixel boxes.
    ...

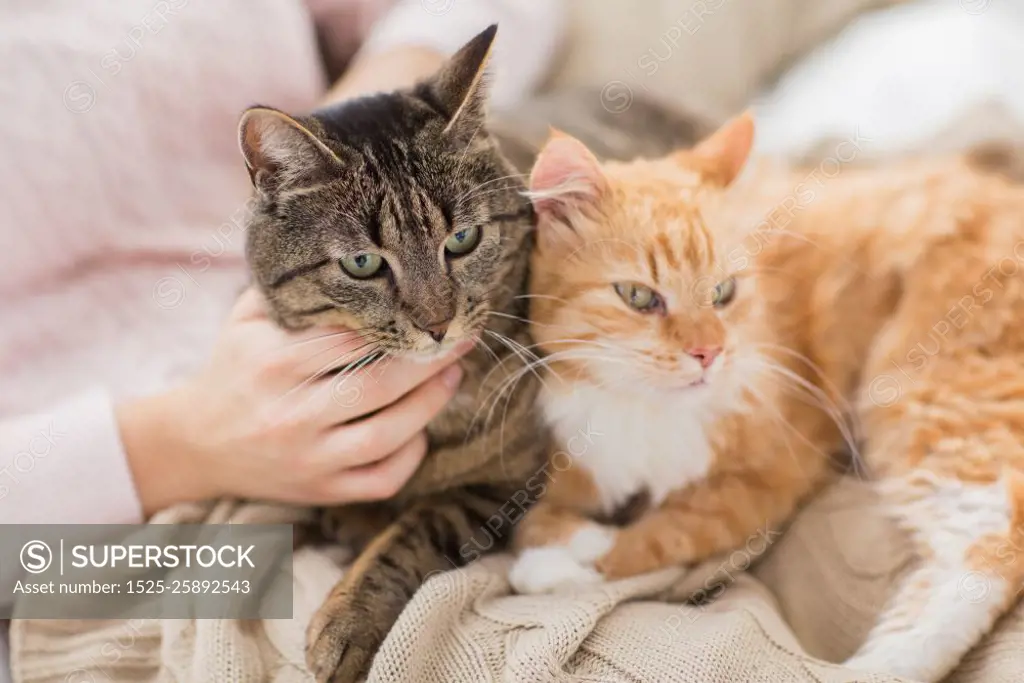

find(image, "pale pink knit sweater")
[0,0,562,526]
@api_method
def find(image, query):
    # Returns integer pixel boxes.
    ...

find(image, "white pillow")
[754,0,1024,161]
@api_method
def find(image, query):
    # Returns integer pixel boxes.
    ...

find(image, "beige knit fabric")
[13,479,1024,683]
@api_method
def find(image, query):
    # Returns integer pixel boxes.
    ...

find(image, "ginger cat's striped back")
[509,113,1024,682]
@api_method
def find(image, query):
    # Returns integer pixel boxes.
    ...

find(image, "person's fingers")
[231,287,270,321]
[281,329,383,377]
[241,318,377,390]
[231,289,368,367]
[317,432,428,503]
[329,341,473,421]
[317,363,462,467]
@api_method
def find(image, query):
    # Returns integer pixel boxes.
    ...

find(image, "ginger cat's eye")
[712,276,737,308]
[614,282,663,313]
[340,253,385,278]
[445,225,481,255]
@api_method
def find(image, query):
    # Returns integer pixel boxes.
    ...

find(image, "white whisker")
[276,339,380,406]
[746,354,865,477]
[513,293,570,305]
[458,172,528,205]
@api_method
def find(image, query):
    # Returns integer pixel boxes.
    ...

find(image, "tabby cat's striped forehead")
[310,92,501,239]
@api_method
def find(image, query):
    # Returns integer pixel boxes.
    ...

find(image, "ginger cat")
[508,113,1024,682]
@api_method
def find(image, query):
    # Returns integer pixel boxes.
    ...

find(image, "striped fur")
[239,27,552,682]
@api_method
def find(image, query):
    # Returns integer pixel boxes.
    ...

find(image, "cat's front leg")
[306,487,514,682]
[593,470,807,580]
[508,500,614,594]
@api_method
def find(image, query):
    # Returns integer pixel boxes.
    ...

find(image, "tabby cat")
[238,27,549,682]
[509,113,1024,682]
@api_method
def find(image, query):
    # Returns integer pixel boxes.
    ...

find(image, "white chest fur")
[540,385,717,513]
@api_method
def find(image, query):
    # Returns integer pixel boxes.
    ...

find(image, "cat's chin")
[656,381,714,397]
[630,374,714,394]
[629,378,721,403]
[404,348,453,364]
[587,378,715,401]
[403,340,467,364]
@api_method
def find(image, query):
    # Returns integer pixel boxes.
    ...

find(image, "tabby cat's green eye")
[444,225,481,255]
[712,276,737,308]
[339,253,384,279]
[614,282,663,313]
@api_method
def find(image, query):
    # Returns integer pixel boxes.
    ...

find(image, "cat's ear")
[529,130,608,213]
[686,110,755,186]
[420,24,497,140]
[528,130,608,245]
[238,106,343,193]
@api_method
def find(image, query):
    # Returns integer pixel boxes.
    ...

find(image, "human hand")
[322,46,446,104]
[120,289,469,515]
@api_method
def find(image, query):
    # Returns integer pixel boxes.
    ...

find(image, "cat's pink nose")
[687,346,721,369]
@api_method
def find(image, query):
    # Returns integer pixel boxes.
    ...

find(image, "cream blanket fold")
[13,479,1024,682]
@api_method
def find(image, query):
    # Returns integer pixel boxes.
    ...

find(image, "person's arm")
[2,290,469,523]
[317,0,566,105]
[0,390,143,524]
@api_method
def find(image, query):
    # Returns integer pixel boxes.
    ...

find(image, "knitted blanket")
[12,479,1024,682]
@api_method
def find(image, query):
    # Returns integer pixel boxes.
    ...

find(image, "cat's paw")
[844,649,936,681]
[306,592,381,683]
[508,546,605,594]
[567,524,617,564]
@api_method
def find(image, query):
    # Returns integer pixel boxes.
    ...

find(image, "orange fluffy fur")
[508,113,1024,682]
